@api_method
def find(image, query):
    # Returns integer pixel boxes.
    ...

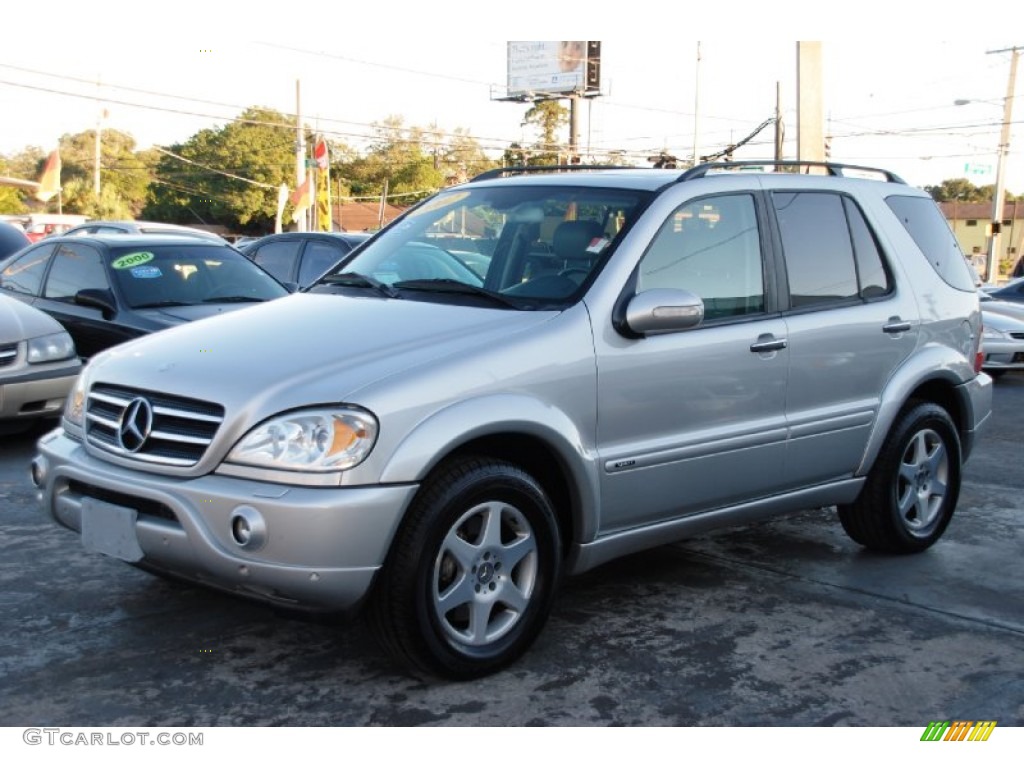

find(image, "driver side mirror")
[621,289,704,336]
[75,288,117,319]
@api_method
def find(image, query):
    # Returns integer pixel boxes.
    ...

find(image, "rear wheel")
[838,402,961,553]
[370,456,562,679]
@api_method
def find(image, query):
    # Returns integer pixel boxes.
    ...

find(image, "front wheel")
[370,457,562,679]
[838,402,961,553]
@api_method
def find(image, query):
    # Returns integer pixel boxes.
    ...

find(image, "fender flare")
[378,393,602,543]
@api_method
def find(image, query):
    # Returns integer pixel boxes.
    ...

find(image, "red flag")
[313,138,329,171]
[35,149,61,202]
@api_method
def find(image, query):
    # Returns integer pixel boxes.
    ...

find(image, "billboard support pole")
[569,93,580,162]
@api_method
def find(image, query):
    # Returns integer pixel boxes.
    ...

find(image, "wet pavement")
[1,376,1021,726]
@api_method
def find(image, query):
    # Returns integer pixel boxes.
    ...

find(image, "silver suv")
[32,162,992,679]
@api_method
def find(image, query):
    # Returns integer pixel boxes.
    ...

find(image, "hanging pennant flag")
[35,148,62,202]
[316,167,331,231]
[313,137,329,171]
[290,175,311,223]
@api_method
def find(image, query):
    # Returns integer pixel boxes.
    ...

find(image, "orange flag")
[35,149,61,202]
[289,175,311,223]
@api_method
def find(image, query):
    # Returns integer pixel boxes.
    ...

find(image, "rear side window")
[773,191,893,308]
[885,195,976,292]
[773,192,858,307]
[0,244,54,295]
[44,244,109,299]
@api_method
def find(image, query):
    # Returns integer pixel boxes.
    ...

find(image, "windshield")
[319,184,650,307]
[108,244,288,308]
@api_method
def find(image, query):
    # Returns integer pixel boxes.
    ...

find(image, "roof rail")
[471,165,635,182]
[677,160,907,184]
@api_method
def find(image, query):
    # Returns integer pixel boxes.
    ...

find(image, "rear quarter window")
[885,195,976,292]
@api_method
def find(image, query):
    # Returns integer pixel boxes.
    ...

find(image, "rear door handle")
[883,317,912,334]
[750,335,788,353]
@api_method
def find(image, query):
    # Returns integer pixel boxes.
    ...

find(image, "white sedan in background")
[981,307,1024,379]
[0,294,81,428]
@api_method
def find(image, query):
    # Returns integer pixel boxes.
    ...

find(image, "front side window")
[250,240,302,283]
[43,243,109,299]
[637,193,765,320]
[323,184,650,307]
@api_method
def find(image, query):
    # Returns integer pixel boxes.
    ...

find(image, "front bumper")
[33,428,417,612]
[0,359,80,421]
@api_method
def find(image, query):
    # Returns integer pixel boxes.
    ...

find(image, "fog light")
[229,506,267,550]
[30,457,47,488]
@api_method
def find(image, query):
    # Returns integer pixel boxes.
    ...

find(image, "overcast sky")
[2,1,1021,191]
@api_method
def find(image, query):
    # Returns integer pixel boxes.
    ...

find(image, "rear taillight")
[974,324,984,374]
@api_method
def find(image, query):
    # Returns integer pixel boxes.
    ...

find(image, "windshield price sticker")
[130,266,162,279]
[112,252,155,270]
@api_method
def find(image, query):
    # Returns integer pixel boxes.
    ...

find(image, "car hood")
[88,293,557,415]
[979,298,1024,322]
[982,307,1024,332]
[0,294,63,344]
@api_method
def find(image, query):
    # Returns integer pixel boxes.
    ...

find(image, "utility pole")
[692,42,702,167]
[569,93,580,162]
[295,79,307,232]
[775,81,784,162]
[796,42,825,165]
[94,75,102,197]
[986,46,1020,283]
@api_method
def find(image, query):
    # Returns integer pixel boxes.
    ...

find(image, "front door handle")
[750,335,788,353]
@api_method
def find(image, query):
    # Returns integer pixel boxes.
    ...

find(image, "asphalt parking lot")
[0,375,1021,727]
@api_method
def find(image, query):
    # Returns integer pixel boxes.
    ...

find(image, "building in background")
[940,201,1024,280]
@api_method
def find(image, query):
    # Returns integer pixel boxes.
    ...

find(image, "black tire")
[369,456,562,679]
[838,402,961,553]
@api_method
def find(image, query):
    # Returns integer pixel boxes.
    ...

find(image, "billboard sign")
[507,41,600,98]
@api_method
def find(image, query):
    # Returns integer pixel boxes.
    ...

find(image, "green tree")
[55,128,153,216]
[144,106,297,232]
[0,156,30,214]
[518,100,569,165]
[340,116,444,205]
[59,176,134,219]
[925,177,1018,203]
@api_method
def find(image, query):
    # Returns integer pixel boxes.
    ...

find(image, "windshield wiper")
[393,279,521,308]
[132,300,193,309]
[320,271,399,298]
[202,295,263,303]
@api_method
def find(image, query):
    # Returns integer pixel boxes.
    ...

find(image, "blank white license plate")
[81,497,145,563]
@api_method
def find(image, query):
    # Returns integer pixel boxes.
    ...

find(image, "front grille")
[1010,332,1024,340]
[85,383,225,466]
[0,343,17,368]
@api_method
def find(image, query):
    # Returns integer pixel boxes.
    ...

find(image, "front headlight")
[982,326,1008,340]
[27,331,76,363]
[226,408,378,472]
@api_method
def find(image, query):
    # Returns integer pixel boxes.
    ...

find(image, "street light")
[955,48,1020,283]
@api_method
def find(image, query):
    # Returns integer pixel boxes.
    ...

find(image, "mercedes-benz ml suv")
[32,162,992,679]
